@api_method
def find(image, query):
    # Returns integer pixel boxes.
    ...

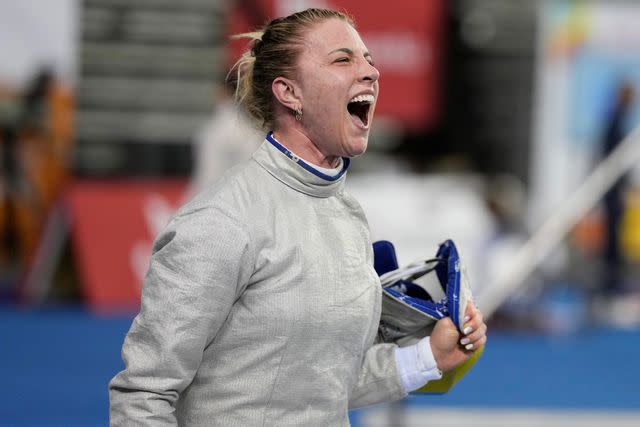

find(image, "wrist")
[421,336,443,376]
[428,337,443,372]
[394,338,442,393]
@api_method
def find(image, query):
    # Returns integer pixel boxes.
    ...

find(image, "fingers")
[459,322,486,350]
[464,300,477,318]
[459,305,487,351]
[462,305,483,333]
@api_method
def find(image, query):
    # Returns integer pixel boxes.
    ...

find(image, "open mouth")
[347,94,374,128]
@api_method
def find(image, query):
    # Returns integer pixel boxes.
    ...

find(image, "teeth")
[349,94,374,104]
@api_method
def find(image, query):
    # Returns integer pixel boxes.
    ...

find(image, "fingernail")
[464,316,470,322]
[460,337,470,345]
[463,326,473,335]
[465,343,474,350]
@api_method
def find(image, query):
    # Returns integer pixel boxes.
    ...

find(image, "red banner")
[229,0,446,131]
[66,180,187,311]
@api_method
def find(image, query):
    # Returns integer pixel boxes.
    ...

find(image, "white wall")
[0,0,78,89]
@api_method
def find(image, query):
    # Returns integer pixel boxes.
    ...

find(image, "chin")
[346,139,369,157]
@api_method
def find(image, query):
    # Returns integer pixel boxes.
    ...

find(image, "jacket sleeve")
[348,342,408,409]
[108,207,253,426]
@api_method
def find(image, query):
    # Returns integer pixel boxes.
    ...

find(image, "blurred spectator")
[187,0,268,197]
[1,70,54,293]
[0,69,73,299]
[599,80,635,299]
[188,82,262,197]
[590,79,640,328]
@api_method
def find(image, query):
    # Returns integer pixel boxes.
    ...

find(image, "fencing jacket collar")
[252,132,350,198]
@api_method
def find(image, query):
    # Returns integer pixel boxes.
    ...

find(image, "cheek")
[315,92,342,120]
[303,73,347,123]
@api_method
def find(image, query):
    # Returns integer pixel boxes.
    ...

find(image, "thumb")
[431,317,460,351]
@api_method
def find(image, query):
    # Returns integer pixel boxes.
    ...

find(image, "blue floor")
[402,328,640,411]
[0,307,132,427]
[1,306,639,426]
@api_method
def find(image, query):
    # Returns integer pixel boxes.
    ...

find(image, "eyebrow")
[329,47,372,59]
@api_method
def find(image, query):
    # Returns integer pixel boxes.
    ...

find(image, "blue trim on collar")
[266,132,350,181]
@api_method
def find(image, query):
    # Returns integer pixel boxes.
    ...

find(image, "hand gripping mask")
[375,239,472,345]
[373,239,482,394]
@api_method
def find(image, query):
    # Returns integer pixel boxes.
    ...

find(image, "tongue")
[350,112,364,127]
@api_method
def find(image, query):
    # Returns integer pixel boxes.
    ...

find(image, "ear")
[272,76,301,112]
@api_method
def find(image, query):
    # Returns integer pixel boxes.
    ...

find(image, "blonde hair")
[231,8,354,130]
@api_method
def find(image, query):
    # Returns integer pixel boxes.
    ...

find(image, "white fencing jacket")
[109,134,407,426]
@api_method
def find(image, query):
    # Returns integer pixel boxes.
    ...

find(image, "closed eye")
[335,57,350,63]
[365,54,375,66]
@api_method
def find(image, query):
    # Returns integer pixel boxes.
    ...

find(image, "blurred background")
[1,0,639,425]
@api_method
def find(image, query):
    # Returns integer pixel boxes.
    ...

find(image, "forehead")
[301,18,368,55]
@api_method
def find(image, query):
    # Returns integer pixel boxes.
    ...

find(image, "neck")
[272,126,340,168]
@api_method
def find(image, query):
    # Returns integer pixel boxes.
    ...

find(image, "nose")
[360,60,380,83]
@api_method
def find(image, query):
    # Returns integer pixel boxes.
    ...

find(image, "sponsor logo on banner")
[66,180,186,311]
[129,194,177,288]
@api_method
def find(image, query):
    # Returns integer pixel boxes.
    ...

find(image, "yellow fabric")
[414,345,484,394]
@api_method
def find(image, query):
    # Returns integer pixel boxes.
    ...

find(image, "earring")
[294,106,303,121]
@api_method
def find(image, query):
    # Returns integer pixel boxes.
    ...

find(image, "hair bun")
[251,38,263,56]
